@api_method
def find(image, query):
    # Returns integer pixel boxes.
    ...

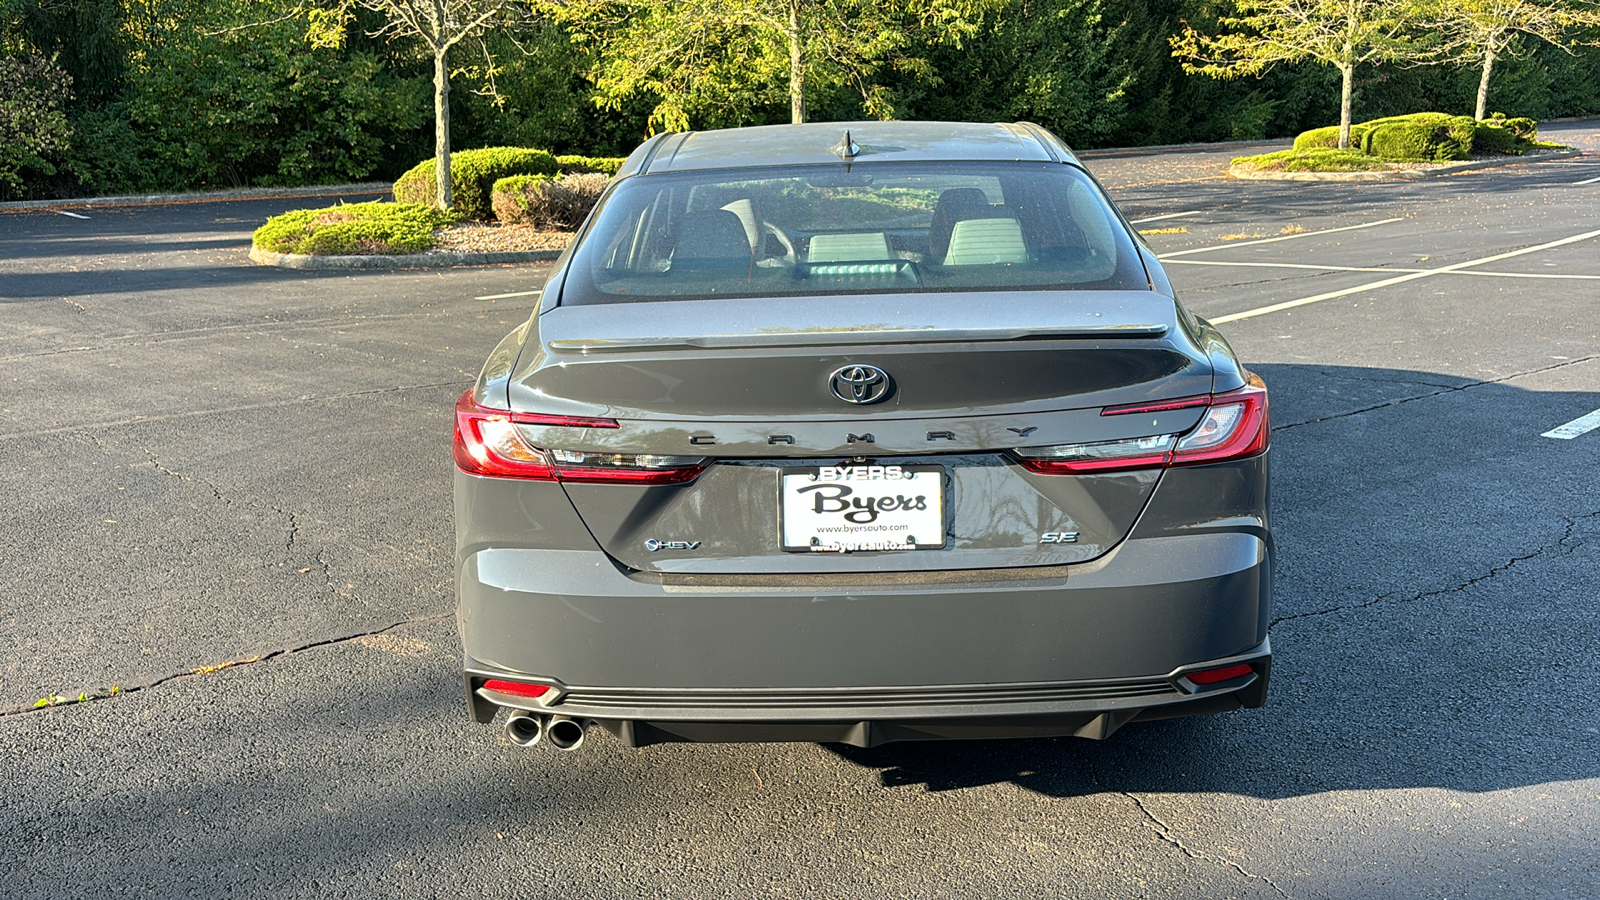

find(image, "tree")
[1170,0,1431,149]
[309,0,530,208]
[0,52,71,198]
[1425,0,1600,119]
[564,0,990,132]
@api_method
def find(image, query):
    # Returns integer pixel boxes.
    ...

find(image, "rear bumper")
[466,638,1269,747]
[458,529,1272,745]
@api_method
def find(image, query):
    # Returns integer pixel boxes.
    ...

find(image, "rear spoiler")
[548,322,1168,353]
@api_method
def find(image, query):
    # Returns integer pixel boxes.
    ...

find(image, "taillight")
[1015,373,1268,474]
[453,391,706,484]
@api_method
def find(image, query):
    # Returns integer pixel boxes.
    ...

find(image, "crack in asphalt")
[0,612,453,720]
[1123,791,1292,898]
[1272,510,1597,627]
[1273,354,1600,432]
[1068,742,1291,897]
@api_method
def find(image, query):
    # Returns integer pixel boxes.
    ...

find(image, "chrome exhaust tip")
[546,715,585,751]
[506,711,545,747]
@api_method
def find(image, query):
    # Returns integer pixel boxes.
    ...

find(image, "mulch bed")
[430,222,574,254]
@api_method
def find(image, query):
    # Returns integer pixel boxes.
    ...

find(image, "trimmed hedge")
[1232,148,1387,173]
[556,155,627,176]
[1485,114,1537,141]
[1293,125,1370,151]
[393,147,559,220]
[492,172,610,228]
[252,201,457,255]
[1362,114,1476,161]
[1289,113,1545,165]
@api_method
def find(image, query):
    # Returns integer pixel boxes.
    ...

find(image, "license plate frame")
[778,464,947,552]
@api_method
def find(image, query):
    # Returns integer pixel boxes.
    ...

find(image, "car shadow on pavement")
[826,363,1600,798]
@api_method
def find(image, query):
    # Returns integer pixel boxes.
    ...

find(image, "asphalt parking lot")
[3,121,1597,899]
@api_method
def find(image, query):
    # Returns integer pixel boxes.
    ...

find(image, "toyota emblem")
[829,365,892,405]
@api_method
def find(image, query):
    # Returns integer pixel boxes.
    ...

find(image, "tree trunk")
[1475,45,1496,121]
[787,0,805,124]
[434,47,452,209]
[1338,61,1354,150]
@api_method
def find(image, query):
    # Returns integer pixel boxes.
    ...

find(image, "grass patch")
[1231,148,1389,173]
[253,201,458,256]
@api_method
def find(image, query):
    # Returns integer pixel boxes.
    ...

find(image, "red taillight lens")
[453,391,705,484]
[1101,394,1212,417]
[1186,663,1254,685]
[1170,374,1269,467]
[482,679,551,698]
[1014,373,1268,475]
[1015,434,1177,474]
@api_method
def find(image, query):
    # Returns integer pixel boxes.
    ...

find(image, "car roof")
[616,121,1079,177]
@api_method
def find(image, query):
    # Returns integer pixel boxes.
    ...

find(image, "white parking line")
[1212,227,1600,325]
[1159,218,1404,258]
[1165,259,1600,280]
[1574,174,1600,186]
[1542,409,1600,440]
[1165,260,1402,274]
[1129,210,1202,224]
[55,210,90,220]
[474,289,543,301]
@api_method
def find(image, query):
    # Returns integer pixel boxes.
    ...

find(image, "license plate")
[779,464,945,552]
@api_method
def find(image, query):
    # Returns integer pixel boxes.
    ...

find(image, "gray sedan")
[453,121,1272,751]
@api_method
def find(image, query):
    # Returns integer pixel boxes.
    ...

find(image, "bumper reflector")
[1186,663,1254,685]
[483,679,551,699]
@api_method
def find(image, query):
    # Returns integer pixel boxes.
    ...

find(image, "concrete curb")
[248,245,562,270]
[1,183,391,212]
[1227,148,1584,181]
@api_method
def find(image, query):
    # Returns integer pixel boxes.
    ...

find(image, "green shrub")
[1472,122,1522,155]
[1485,113,1538,141]
[1362,114,1476,161]
[1232,148,1386,172]
[252,202,457,255]
[393,147,559,220]
[492,172,610,228]
[1292,113,1483,162]
[555,155,627,176]
[0,54,73,199]
[1293,125,1370,151]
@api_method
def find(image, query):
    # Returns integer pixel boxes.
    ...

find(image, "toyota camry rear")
[454,121,1272,750]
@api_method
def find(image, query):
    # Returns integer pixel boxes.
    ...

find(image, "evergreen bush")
[252,202,456,255]
[555,155,627,176]
[393,147,559,220]
[492,173,610,228]
[1292,125,1370,151]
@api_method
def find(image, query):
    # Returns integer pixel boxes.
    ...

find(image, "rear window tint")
[558,162,1147,305]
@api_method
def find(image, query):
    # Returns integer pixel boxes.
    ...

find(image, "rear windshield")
[558,162,1148,306]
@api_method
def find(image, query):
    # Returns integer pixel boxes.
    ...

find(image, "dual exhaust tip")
[506,712,586,751]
